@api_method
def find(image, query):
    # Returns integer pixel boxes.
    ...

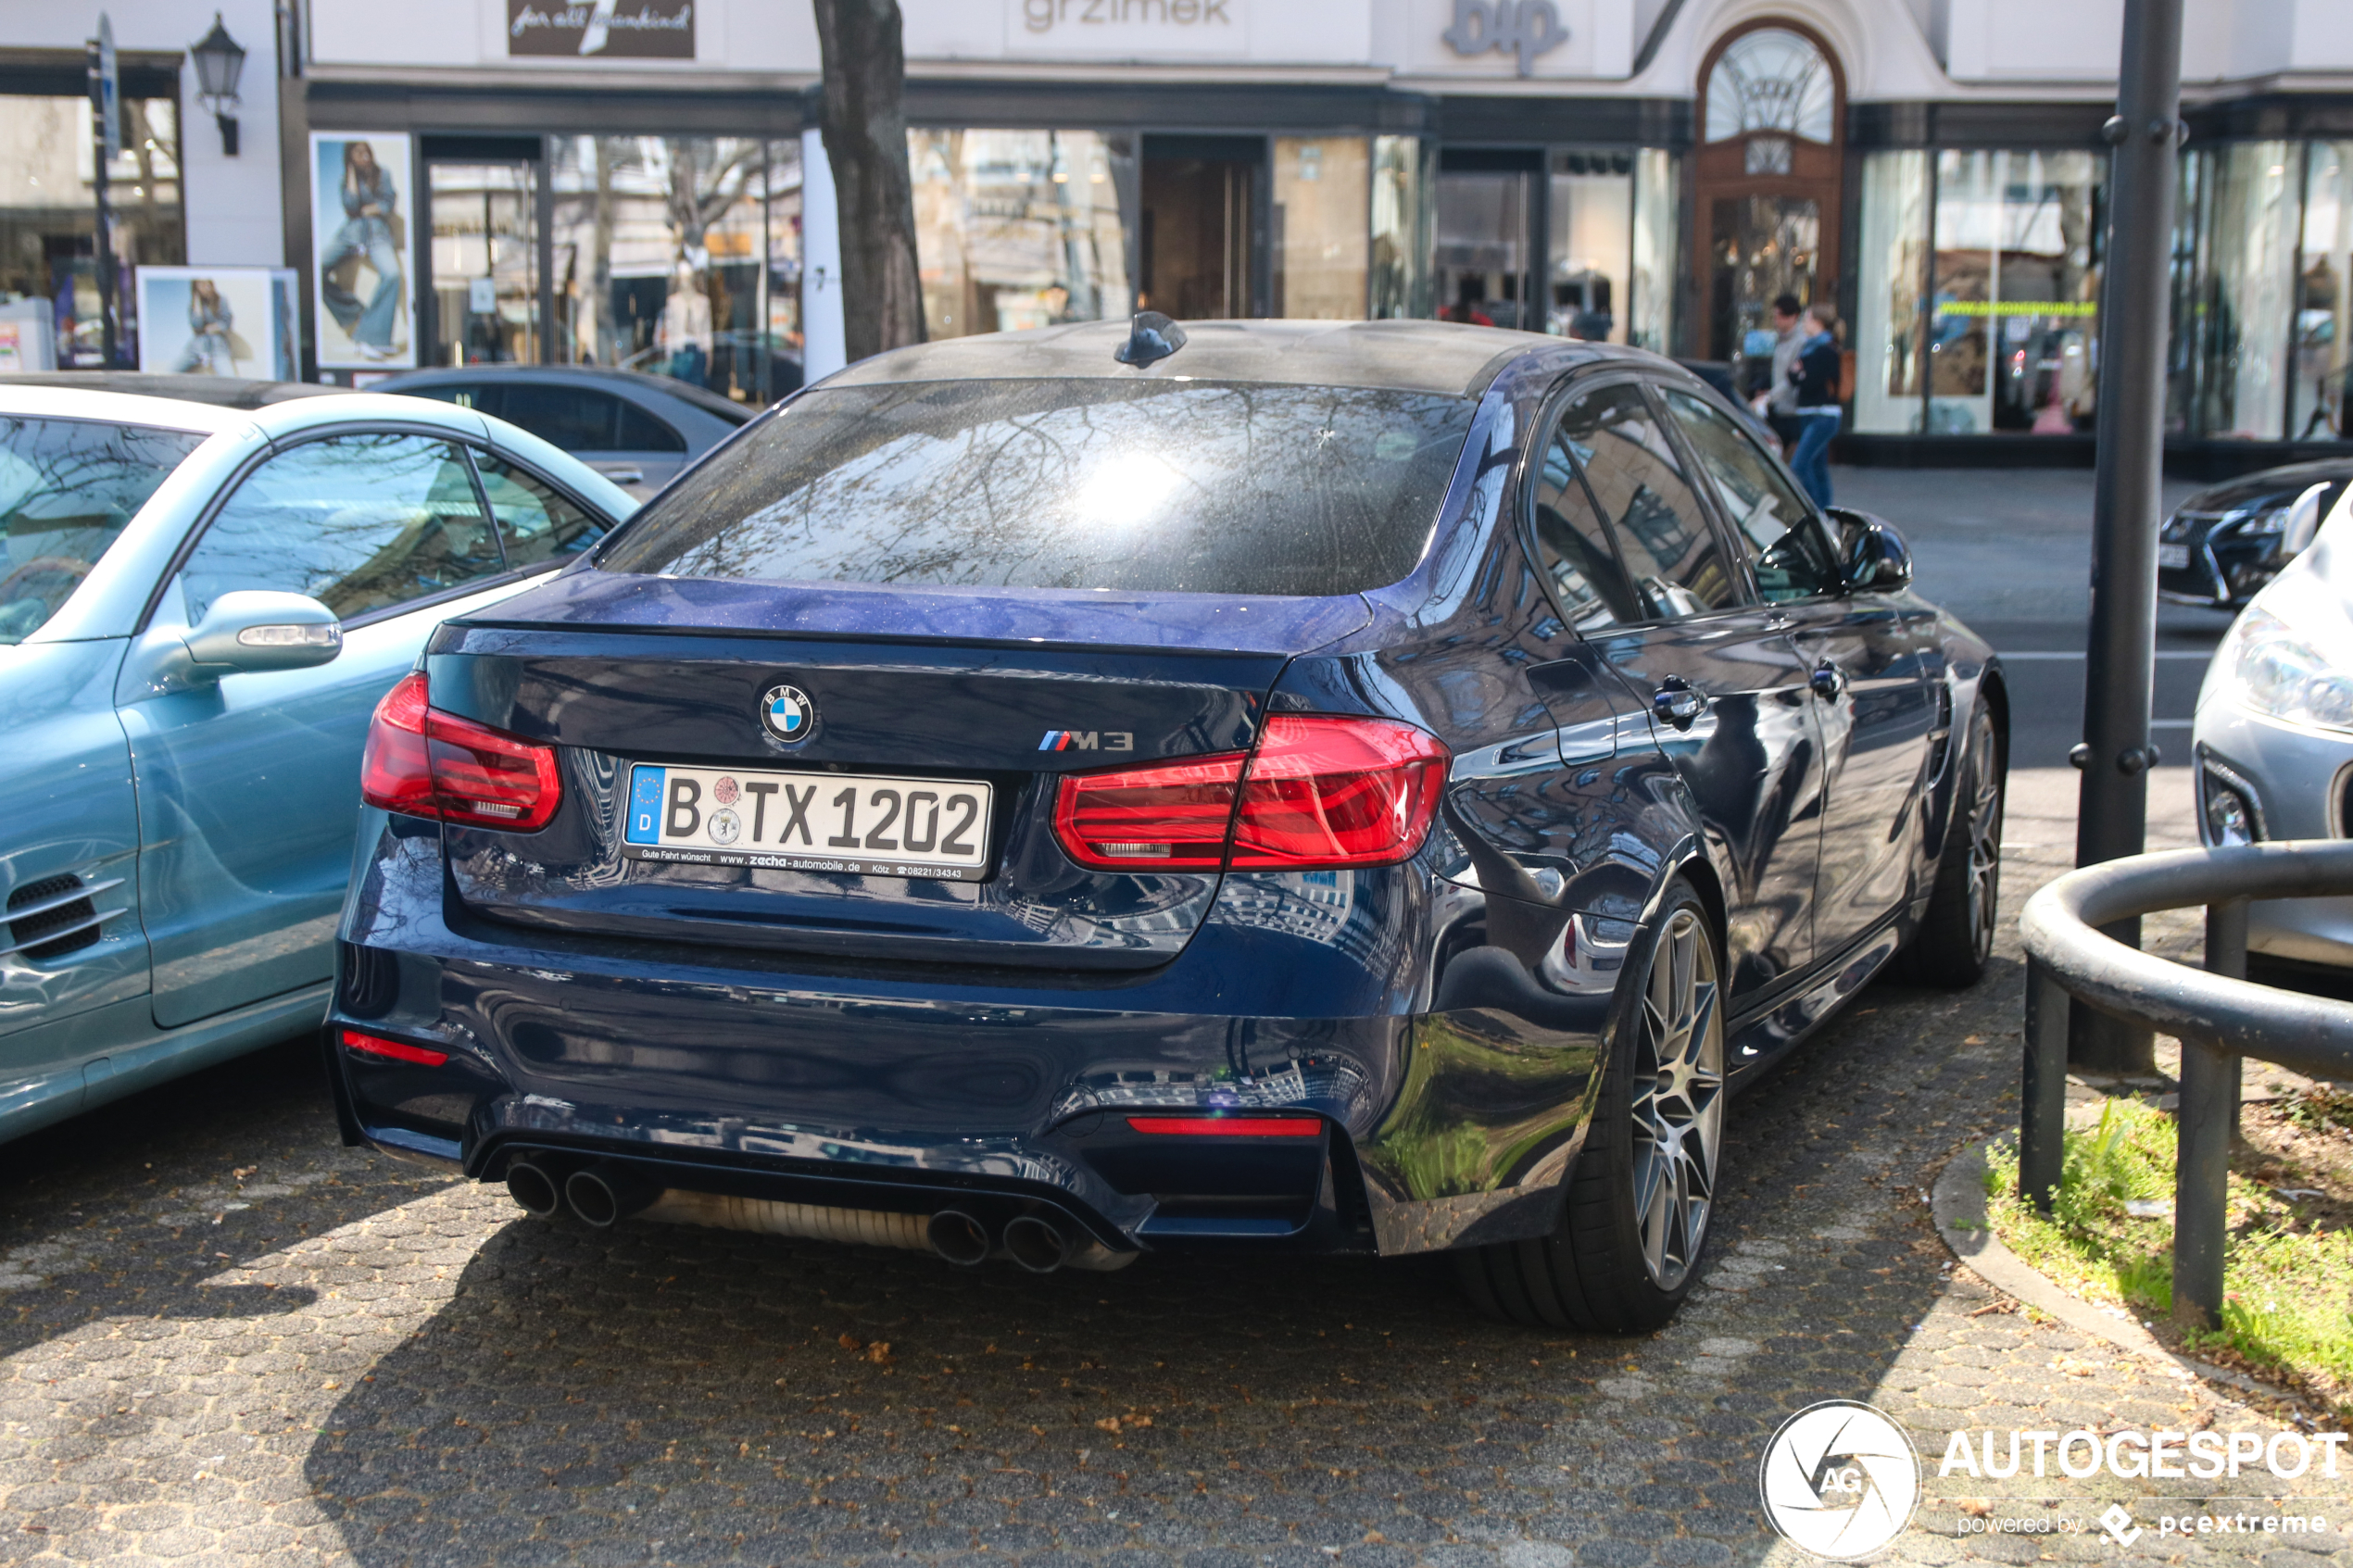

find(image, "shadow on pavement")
[292,989,1976,1565]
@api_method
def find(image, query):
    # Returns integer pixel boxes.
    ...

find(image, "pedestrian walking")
[1786,303,1843,508]
[1762,293,1805,456]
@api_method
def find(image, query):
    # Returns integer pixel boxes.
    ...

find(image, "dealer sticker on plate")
[622,763,991,879]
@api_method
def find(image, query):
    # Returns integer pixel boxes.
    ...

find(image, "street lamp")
[189,13,245,157]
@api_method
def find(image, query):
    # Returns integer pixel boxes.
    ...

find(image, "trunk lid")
[423,575,1369,970]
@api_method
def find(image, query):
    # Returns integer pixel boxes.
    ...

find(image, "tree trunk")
[811,0,925,359]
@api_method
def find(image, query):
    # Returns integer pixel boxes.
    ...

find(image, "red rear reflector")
[360,671,563,832]
[1053,752,1246,870]
[1230,715,1448,869]
[1126,1115,1323,1137]
[339,1029,449,1067]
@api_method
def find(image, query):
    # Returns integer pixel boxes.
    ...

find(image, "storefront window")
[1272,137,1368,319]
[2293,142,2352,441]
[1548,150,1631,342]
[911,130,1132,340]
[431,162,539,369]
[0,93,182,368]
[1853,151,1927,433]
[1370,135,1433,320]
[547,137,799,404]
[1629,148,1678,353]
[2184,142,2298,441]
[1436,170,1532,330]
[1918,149,2102,435]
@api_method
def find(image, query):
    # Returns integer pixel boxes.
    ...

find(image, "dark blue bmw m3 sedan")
[327,317,2007,1333]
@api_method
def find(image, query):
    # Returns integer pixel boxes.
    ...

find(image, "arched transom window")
[1704,28,1836,146]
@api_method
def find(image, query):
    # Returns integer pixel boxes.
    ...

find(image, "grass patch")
[1983,1097,2353,1417]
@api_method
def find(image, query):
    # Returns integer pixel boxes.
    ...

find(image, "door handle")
[1809,660,1847,700]
[1653,681,1707,731]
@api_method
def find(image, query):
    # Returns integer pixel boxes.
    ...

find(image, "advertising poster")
[134,266,300,380]
[309,131,416,369]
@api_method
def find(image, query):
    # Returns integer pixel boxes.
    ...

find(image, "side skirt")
[1724,918,1905,1087]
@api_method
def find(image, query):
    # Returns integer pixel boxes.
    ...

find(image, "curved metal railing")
[2018,841,2353,1329]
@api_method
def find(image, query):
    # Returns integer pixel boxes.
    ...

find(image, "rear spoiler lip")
[436,573,1376,660]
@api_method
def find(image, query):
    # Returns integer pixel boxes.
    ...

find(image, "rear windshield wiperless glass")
[598,378,1478,596]
[0,416,204,643]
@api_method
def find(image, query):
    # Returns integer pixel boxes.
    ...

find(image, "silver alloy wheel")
[1962,709,2004,965]
[1629,908,1724,1291]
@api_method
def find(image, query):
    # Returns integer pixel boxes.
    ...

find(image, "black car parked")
[329,319,2006,1333]
[371,365,753,495]
[2158,458,2353,608]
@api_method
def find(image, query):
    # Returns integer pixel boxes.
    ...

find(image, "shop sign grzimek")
[1016,0,1247,56]
[509,0,695,59]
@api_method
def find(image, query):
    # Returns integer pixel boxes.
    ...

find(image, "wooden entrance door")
[1691,21,1844,383]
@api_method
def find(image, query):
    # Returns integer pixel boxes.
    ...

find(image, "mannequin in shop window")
[663,257,714,389]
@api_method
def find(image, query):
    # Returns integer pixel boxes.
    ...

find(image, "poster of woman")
[134,267,299,380]
[310,132,415,368]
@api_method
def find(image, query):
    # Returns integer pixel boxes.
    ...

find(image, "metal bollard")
[2173,1033,2238,1331]
[2206,897,2248,1141]
[2020,957,2070,1212]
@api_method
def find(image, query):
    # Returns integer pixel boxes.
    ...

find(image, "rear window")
[1,416,204,643]
[598,379,1478,596]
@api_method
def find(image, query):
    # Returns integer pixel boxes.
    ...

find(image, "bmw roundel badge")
[760,684,814,743]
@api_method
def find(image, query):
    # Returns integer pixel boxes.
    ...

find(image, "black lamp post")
[190,12,245,157]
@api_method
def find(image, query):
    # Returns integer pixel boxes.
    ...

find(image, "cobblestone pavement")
[3,771,2347,1568]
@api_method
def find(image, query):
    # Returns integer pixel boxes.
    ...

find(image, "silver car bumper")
[2191,698,2353,967]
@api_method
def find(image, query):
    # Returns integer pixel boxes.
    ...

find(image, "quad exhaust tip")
[565,1163,657,1229]
[1002,1213,1073,1273]
[925,1209,992,1267]
[505,1157,562,1219]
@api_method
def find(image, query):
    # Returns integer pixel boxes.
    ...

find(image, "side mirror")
[183,590,343,674]
[1829,508,1913,594]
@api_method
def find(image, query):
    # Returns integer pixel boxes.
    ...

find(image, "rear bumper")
[332,815,1605,1260]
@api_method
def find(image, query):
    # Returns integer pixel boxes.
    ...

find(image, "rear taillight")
[1229,715,1449,869]
[360,671,562,832]
[1051,714,1447,872]
[1053,752,1247,869]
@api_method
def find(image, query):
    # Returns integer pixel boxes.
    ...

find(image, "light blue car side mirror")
[183,591,344,674]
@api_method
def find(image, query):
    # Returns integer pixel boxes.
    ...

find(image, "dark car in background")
[327,319,2006,1334]
[371,366,754,495]
[2158,458,2353,608]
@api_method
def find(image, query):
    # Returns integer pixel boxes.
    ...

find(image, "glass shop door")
[427,159,541,368]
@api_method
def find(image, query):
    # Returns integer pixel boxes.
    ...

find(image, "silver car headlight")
[2225,606,2353,733]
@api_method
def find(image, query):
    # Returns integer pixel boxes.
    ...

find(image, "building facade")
[4,0,2351,461]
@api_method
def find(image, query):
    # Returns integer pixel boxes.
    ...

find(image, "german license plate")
[622,764,992,879]
[2158,543,2190,570]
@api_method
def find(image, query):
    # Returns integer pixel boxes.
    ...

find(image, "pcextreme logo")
[1758,1400,1922,1559]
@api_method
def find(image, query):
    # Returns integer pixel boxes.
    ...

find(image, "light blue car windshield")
[0,416,204,643]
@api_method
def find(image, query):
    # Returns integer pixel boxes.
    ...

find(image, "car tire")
[1457,878,1725,1333]
[1896,699,2005,989]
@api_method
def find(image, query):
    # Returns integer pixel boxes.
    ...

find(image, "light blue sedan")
[1,384,637,1141]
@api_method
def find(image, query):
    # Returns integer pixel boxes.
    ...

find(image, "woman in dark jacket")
[1786,304,1843,508]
